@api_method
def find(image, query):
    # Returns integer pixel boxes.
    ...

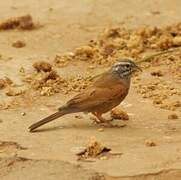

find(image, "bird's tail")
[29,109,67,132]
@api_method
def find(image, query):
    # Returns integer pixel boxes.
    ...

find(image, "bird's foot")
[91,117,126,128]
[90,116,101,124]
[91,112,126,127]
[90,116,113,125]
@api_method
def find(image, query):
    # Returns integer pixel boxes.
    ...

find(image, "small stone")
[151,70,163,77]
[4,77,13,85]
[97,128,104,132]
[102,43,116,56]
[12,40,26,48]
[0,79,6,89]
[0,14,35,30]
[75,115,83,119]
[168,113,178,120]
[173,36,181,46]
[21,112,26,116]
[19,67,25,76]
[33,61,52,72]
[74,46,94,60]
[49,8,53,11]
[153,99,163,105]
[150,11,160,15]
[6,88,24,96]
[100,156,108,160]
[145,140,156,147]
[88,65,96,69]
[172,101,181,108]
[40,87,52,96]
[102,28,121,38]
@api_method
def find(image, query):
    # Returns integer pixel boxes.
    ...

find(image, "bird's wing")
[65,83,125,111]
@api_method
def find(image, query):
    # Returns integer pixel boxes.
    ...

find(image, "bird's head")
[111,58,142,78]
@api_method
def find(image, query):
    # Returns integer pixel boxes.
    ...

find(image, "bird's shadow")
[30,126,64,133]
[29,121,127,133]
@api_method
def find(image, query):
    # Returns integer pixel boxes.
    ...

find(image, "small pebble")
[0,79,6,89]
[168,113,178,120]
[100,156,108,160]
[145,140,157,147]
[33,61,52,72]
[150,70,163,77]
[97,128,104,132]
[12,40,26,48]
[75,115,83,119]
[21,112,26,116]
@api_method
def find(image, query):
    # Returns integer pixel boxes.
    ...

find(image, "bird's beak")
[134,64,142,72]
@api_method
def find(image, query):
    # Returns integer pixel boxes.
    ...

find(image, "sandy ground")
[0,0,181,179]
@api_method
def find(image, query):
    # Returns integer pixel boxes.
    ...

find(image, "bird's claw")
[90,116,126,128]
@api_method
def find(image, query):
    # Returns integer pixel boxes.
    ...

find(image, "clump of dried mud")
[12,40,26,48]
[0,14,37,30]
[33,61,52,72]
[0,141,27,158]
[23,61,67,96]
[0,76,27,109]
[22,61,94,96]
[0,77,25,97]
[0,77,13,89]
[76,137,111,160]
[168,113,179,119]
[111,108,129,120]
[0,79,7,89]
[6,88,25,96]
[53,23,181,65]
[145,139,157,147]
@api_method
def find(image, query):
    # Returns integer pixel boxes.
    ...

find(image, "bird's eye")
[125,64,130,68]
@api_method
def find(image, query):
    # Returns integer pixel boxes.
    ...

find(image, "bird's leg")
[91,112,102,123]
[91,112,126,128]
[91,112,113,127]
[93,112,108,122]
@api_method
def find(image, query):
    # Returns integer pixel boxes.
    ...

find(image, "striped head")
[111,59,141,78]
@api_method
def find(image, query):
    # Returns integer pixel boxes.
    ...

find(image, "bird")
[29,58,141,132]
